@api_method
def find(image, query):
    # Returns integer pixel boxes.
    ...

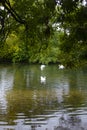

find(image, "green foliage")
[1,29,61,64]
[0,42,13,62]
[55,0,87,67]
[0,0,87,66]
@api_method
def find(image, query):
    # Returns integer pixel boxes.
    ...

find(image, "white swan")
[40,65,45,70]
[58,64,65,69]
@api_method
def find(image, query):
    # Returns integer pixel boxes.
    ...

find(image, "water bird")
[40,76,46,84]
[58,64,65,69]
[40,64,45,70]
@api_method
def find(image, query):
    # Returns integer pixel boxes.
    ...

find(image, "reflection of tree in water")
[31,124,36,130]
[55,114,83,130]
[53,90,85,130]
[30,123,44,130]
[29,114,83,130]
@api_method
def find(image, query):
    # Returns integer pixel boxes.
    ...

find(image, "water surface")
[0,64,87,130]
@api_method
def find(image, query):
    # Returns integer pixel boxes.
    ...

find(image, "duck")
[58,64,65,69]
[40,64,45,70]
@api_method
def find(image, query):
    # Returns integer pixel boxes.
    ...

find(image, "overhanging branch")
[0,0,25,24]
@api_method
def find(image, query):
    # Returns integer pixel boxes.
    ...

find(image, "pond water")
[0,64,87,130]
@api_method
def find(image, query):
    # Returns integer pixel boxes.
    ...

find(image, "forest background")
[0,0,87,67]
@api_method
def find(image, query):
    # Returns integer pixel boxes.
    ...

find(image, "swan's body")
[40,65,45,70]
[58,64,65,69]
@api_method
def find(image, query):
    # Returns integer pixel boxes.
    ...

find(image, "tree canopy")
[0,0,87,67]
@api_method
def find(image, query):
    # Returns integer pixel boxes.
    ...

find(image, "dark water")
[0,64,87,130]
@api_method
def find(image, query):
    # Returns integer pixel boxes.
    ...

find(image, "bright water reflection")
[0,64,87,130]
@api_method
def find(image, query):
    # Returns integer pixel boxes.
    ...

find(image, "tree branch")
[1,0,25,24]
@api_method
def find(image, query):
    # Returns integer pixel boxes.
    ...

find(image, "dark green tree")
[0,0,57,63]
[56,0,87,67]
[1,0,87,66]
